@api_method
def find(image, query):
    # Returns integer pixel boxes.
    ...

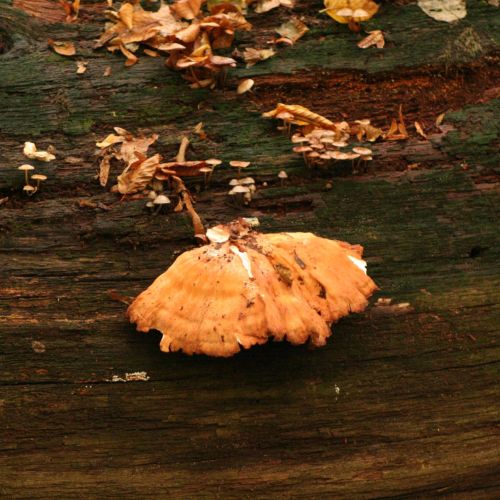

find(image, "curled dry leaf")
[276,17,309,44]
[48,39,76,56]
[324,0,379,24]
[414,121,427,139]
[417,0,467,23]
[117,153,163,195]
[23,142,56,162]
[243,47,276,67]
[127,218,377,357]
[385,105,409,141]
[435,112,445,127]
[99,155,111,187]
[254,0,295,14]
[263,103,337,130]
[358,30,385,49]
[76,61,88,74]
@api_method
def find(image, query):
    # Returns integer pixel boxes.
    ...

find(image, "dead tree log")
[1,0,499,497]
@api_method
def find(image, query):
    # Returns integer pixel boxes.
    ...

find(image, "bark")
[1,0,499,497]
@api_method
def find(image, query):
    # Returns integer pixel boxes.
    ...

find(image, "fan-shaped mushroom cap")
[127,219,377,357]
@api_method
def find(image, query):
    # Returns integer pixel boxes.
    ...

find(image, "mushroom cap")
[31,174,47,181]
[278,170,288,179]
[153,194,171,205]
[352,146,372,156]
[148,191,158,200]
[229,161,251,168]
[332,141,348,148]
[206,158,222,166]
[229,179,240,186]
[239,177,255,185]
[329,151,351,160]
[237,78,255,94]
[229,185,250,195]
[18,164,35,171]
[199,167,213,174]
[293,146,313,153]
[146,201,155,208]
[127,220,377,357]
[23,185,35,192]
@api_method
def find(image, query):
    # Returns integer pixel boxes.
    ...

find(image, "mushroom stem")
[24,171,29,185]
[171,176,205,239]
[176,136,190,163]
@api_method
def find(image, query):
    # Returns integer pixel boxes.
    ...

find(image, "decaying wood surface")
[1,0,499,497]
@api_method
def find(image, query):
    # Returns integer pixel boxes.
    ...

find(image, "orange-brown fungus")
[127,219,377,357]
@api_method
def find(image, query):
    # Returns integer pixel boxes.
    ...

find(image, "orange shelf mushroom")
[127,219,377,357]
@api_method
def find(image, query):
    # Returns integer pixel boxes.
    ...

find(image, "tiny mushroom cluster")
[263,103,379,173]
[292,129,373,171]
[18,164,48,195]
[227,162,256,205]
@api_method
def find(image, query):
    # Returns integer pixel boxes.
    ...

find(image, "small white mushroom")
[153,194,171,213]
[278,170,288,186]
[239,177,255,185]
[148,190,157,200]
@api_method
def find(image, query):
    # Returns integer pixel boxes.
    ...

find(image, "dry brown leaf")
[358,30,385,49]
[23,142,56,162]
[435,112,445,127]
[48,39,76,56]
[119,44,139,67]
[324,0,379,24]
[263,103,337,130]
[103,66,112,77]
[117,153,162,195]
[243,47,276,67]
[171,0,203,20]
[414,121,427,139]
[385,106,409,141]
[76,61,87,74]
[99,155,111,187]
[276,18,309,44]
[254,0,295,13]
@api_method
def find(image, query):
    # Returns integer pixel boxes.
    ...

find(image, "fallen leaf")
[48,39,76,56]
[171,0,203,20]
[103,66,112,77]
[358,30,385,49]
[0,196,8,206]
[23,142,56,162]
[435,112,445,127]
[417,0,466,22]
[117,154,162,194]
[243,47,276,67]
[254,0,295,13]
[99,155,111,187]
[324,0,379,24]
[276,18,309,44]
[76,61,87,74]
[414,121,427,139]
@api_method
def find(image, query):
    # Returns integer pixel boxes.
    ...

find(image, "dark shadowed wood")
[1,0,499,497]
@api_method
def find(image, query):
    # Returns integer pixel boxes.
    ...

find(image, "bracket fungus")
[127,219,377,357]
